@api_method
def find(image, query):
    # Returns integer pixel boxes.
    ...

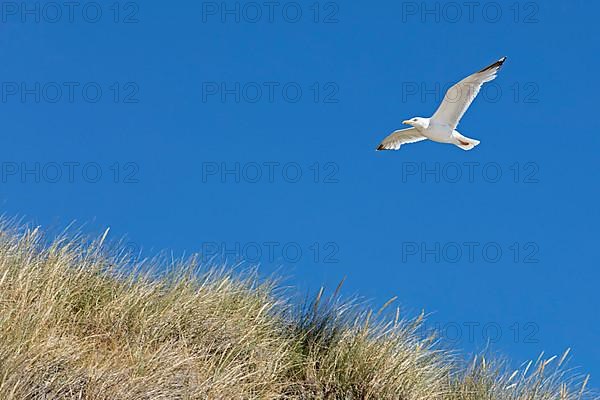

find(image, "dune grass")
[0,223,594,399]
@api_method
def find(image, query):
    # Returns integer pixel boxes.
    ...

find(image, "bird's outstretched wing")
[376,128,426,151]
[431,57,506,130]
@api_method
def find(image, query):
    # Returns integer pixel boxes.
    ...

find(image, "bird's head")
[402,117,429,130]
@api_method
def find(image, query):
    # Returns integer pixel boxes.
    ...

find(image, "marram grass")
[0,224,595,399]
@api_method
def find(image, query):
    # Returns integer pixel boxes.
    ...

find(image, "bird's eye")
[413,119,417,122]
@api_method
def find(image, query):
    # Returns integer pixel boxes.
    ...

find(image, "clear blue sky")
[1,0,598,381]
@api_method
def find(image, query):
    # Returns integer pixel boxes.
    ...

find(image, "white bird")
[376,57,506,151]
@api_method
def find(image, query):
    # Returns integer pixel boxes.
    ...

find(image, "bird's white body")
[376,57,505,151]
[421,120,452,143]
[411,119,480,150]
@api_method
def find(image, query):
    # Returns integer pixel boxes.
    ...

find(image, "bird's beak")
[402,120,413,126]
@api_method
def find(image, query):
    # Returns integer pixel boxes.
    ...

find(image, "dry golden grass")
[0,223,595,399]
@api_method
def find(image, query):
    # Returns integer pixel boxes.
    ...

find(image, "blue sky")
[1,0,598,381]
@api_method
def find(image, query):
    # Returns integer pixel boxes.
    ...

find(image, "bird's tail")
[452,131,480,151]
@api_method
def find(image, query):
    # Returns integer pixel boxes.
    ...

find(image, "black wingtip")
[376,145,386,151]
[478,56,507,73]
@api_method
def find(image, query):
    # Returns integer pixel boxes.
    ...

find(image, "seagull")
[376,57,507,151]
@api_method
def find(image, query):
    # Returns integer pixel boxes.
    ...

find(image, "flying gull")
[376,57,507,151]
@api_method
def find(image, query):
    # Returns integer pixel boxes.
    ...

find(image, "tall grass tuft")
[0,222,595,399]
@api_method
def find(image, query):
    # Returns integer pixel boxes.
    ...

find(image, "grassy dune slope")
[0,224,594,399]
